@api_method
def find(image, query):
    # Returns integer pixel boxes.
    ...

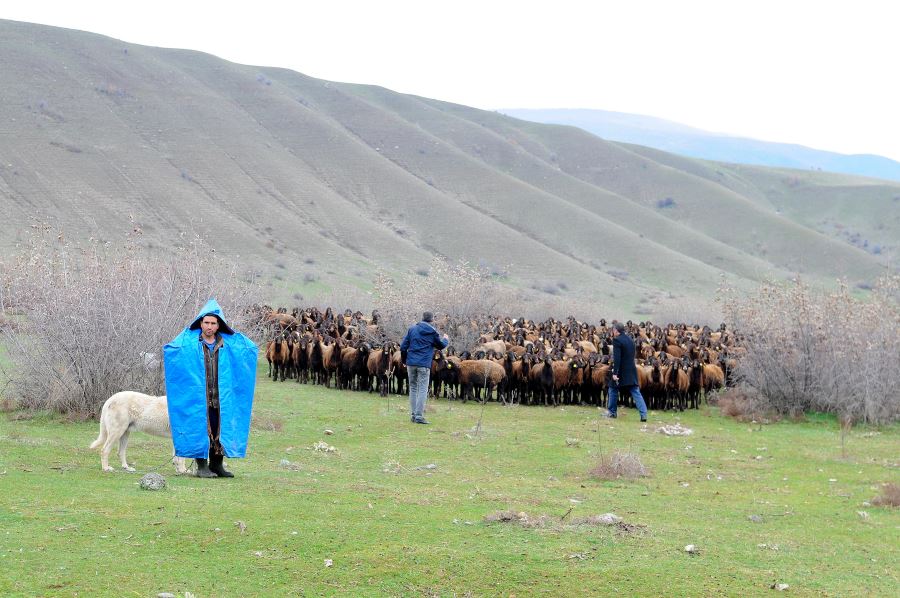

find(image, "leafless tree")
[0,225,262,416]
[372,257,509,353]
[718,275,900,427]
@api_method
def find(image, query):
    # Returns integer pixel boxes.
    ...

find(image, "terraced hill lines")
[1,19,894,313]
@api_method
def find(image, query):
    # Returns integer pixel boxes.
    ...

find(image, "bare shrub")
[871,483,900,508]
[589,450,649,480]
[716,387,780,423]
[0,225,261,416]
[373,257,509,352]
[718,275,900,425]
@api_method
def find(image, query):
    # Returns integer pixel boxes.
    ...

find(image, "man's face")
[201,316,220,338]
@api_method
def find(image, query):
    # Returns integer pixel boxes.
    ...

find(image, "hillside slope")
[0,20,894,315]
[499,108,900,182]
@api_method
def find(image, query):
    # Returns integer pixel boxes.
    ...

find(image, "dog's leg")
[100,432,116,472]
[117,430,135,472]
[172,449,188,474]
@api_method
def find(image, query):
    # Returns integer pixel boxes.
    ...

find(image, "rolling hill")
[0,20,895,317]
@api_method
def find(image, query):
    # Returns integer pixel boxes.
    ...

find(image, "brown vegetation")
[871,483,900,508]
[589,450,650,480]
[0,226,261,415]
[718,274,900,424]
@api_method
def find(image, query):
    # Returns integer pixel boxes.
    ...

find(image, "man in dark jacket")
[607,321,648,421]
[400,311,449,424]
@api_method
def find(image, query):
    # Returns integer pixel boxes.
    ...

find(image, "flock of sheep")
[256,306,743,411]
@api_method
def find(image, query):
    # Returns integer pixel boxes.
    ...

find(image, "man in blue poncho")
[164,299,258,478]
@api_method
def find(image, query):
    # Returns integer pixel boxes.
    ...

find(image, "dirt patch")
[484,510,646,535]
[251,412,284,432]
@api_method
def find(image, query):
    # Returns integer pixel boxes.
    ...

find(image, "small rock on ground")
[140,472,166,491]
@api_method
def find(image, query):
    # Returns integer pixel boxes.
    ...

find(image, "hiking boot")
[208,454,234,478]
[195,458,218,478]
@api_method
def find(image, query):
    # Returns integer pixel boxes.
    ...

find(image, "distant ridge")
[0,19,895,316]
[499,108,900,183]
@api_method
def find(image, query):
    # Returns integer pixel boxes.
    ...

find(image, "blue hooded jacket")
[164,299,258,459]
[400,321,449,367]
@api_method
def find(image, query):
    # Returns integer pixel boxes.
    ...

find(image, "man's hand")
[612,374,619,382]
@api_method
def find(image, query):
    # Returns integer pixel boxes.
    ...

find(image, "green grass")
[1,367,897,596]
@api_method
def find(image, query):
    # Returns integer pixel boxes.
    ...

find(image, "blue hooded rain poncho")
[164,299,258,459]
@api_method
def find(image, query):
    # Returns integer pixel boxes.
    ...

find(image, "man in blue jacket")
[400,311,449,424]
[164,299,258,477]
[607,321,648,422]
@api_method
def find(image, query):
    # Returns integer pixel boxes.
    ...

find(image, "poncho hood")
[187,298,236,335]
[164,298,258,459]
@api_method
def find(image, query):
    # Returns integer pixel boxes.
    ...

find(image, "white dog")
[90,391,187,474]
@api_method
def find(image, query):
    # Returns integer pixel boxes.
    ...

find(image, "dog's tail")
[89,402,108,449]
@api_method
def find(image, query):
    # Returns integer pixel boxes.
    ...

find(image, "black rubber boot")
[208,454,234,478]
[195,458,218,478]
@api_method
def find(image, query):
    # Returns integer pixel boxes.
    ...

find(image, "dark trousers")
[207,404,224,456]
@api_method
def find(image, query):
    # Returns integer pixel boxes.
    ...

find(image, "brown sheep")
[549,356,586,405]
[431,352,461,399]
[576,340,598,354]
[585,355,610,406]
[665,344,685,358]
[291,334,310,384]
[701,362,725,396]
[390,349,407,396]
[457,359,506,403]
[265,331,291,382]
[319,336,343,388]
[366,343,395,396]
[340,343,370,391]
[474,339,507,356]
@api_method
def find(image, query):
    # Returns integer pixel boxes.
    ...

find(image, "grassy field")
[1,366,898,597]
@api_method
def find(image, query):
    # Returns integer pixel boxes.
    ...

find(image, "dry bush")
[871,483,900,508]
[0,225,262,416]
[718,275,900,425]
[716,387,780,423]
[373,257,510,352]
[589,450,650,480]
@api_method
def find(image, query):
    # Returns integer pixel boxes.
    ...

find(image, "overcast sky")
[4,0,899,161]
